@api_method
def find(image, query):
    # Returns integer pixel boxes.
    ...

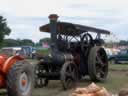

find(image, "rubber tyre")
[6,60,34,96]
[88,46,108,82]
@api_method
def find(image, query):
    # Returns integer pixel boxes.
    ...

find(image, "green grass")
[36,48,50,55]
[98,71,128,93]
[101,64,128,93]
[109,63,128,71]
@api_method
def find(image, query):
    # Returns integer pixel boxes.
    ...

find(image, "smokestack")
[48,14,59,52]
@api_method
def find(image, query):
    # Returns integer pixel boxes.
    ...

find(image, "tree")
[3,39,20,46]
[0,16,11,45]
[119,40,128,46]
[20,39,34,46]
[3,39,35,47]
[39,38,51,46]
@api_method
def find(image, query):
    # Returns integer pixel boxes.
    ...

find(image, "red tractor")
[0,54,33,96]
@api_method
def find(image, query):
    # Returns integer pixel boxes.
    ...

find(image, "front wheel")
[6,60,34,96]
[61,62,78,90]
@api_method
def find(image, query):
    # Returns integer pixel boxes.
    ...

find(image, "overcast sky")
[0,0,128,42]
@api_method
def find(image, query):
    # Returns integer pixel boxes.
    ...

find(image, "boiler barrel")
[52,53,74,65]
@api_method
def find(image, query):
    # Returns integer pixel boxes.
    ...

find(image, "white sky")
[0,0,128,42]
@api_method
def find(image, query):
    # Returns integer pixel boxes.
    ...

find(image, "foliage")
[0,16,11,45]
[3,39,20,46]
[39,38,51,46]
[105,40,128,47]
[119,40,128,46]
[19,39,34,46]
[3,39,35,47]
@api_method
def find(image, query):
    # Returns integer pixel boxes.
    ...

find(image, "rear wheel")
[61,62,78,90]
[7,60,34,96]
[88,46,108,82]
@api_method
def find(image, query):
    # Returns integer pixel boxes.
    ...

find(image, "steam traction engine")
[35,14,110,89]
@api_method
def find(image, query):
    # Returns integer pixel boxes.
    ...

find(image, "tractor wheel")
[88,46,108,82]
[34,64,49,88]
[6,60,34,96]
[61,62,78,90]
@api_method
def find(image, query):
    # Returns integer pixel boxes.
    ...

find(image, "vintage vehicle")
[2,46,37,59]
[34,14,110,89]
[0,53,33,95]
[21,46,37,59]
[1,47,22,56]
[109,49,128,64]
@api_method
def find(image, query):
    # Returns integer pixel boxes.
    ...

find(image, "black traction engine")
[34,14,110,89]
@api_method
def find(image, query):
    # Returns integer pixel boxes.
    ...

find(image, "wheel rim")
[95,48,108,80]
[61,62,78,89]
[81,33,93,51]
[19,72,31,95]
[65,64,74,88]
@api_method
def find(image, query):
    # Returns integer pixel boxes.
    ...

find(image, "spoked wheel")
[61,62,78,90]
[81,33,93,51]
[34,64,49,88]
[88,46,108,82]
[7,60,34,96]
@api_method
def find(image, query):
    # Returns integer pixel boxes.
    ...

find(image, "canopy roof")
[40,22,110,36]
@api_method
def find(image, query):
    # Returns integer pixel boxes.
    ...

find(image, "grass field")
[32,63,128,96]
[1,63,128,96]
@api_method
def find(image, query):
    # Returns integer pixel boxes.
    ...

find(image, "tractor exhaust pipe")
[48,14,59,52]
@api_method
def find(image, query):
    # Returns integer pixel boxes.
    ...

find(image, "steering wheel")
[81,33,93,51]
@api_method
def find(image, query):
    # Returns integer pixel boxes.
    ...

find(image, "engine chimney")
[48,14,59,52]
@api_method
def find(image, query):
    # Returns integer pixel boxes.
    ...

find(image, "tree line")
[1,38,51,47]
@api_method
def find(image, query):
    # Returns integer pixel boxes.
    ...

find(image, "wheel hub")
[19,72,31,95]
[22,79,27,87]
